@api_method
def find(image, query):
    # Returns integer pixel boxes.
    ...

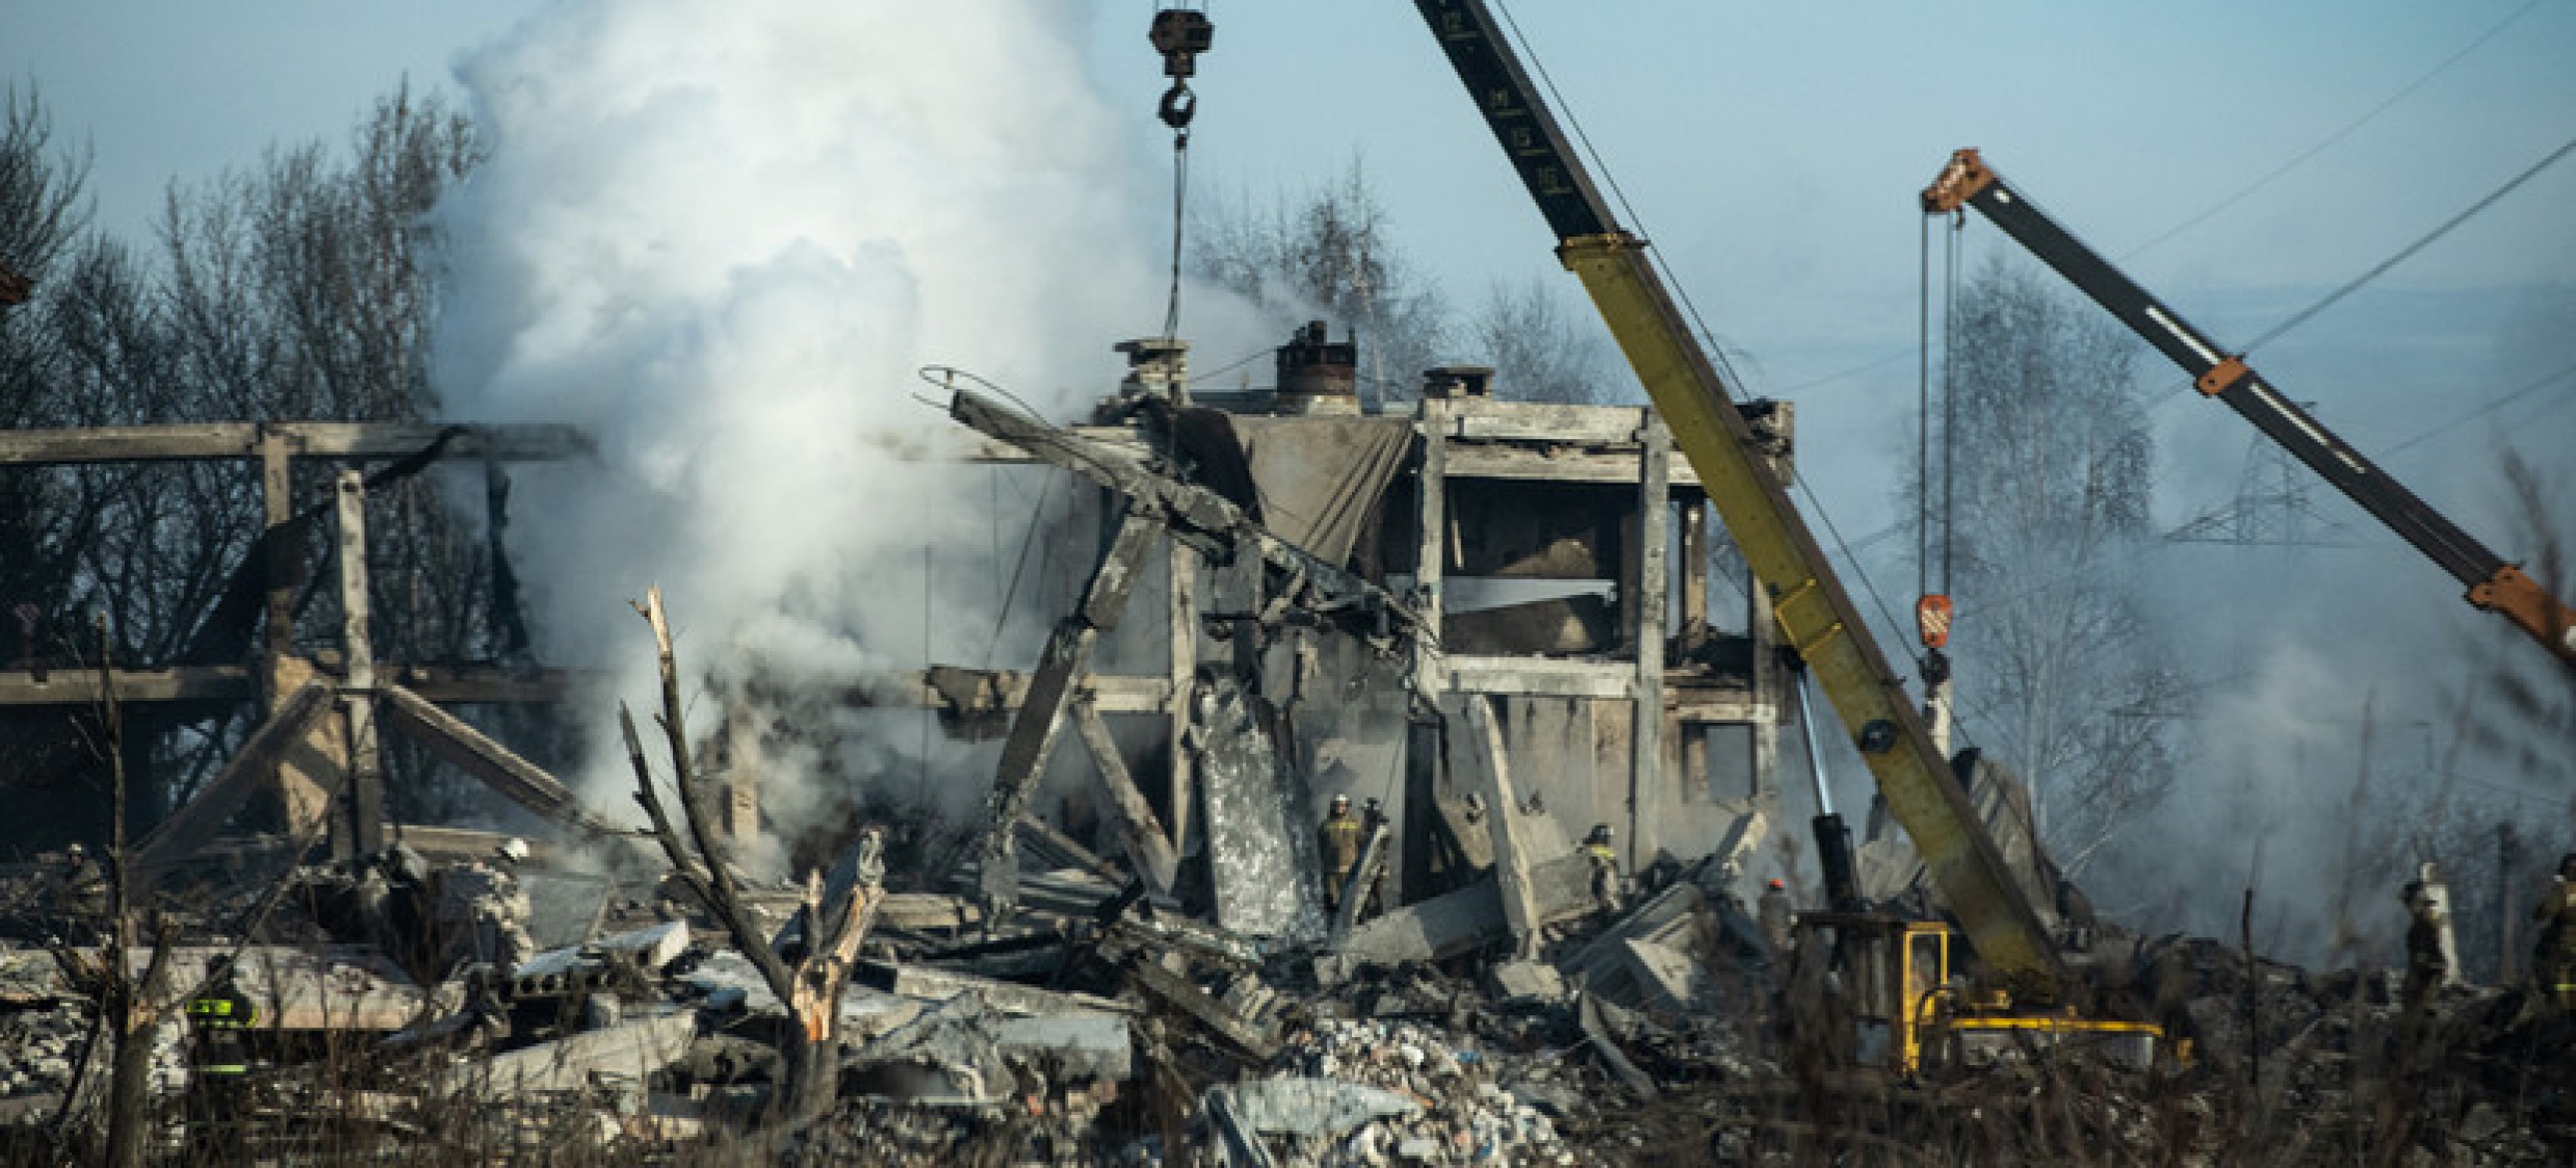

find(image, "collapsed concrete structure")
[3,331,2573,1167]
[924,327,1793,941]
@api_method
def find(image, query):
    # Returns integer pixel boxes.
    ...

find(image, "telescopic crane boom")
[1408,0,2065,990]
[1923,149,2576,670]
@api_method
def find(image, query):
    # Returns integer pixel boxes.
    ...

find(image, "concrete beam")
[134,679,337,874]
[378,683,618,836]
[0,421,591,465]
[975,510,1160,916]
[1072,701,1180,894]
[0,664,583,707]
[870,669,1172,715]
[1467,696,1544,955]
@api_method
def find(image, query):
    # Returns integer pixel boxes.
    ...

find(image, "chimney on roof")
[1275,320,1359,415]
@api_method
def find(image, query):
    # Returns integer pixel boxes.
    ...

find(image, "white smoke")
[428,0,1215,842]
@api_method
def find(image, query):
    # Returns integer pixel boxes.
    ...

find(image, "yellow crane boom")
[1407,0,2066,989]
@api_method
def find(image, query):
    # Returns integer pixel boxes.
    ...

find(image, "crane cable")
[1912,209,1962,684]
[1148,5,1213,339]
[1161,111,1191,339]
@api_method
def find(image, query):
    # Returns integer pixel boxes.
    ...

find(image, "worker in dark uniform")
[2535,854,2576,1010]
[2400,879,2447,1012]
[53,843,110,942]
[185,976,260,1154]
[1356,798,1390,920]
[1582,825,1621,914]
[1758,877,1795,959]
[1317,795,1364,913]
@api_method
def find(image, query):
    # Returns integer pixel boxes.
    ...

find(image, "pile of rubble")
[2,808,2573,1167]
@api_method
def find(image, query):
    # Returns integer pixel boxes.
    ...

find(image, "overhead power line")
[2120,0,2549,262]
[2379,357,2576,459]
[2247,132,2576,354]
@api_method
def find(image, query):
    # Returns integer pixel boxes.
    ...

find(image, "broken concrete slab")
[1203,1076,1421,1138]
[843,996,1012,1108]
[1333,853,1602,965]
[1608,937,1716,1018]
[123,945,424,1031]
[1557,879,1703,991]
[872,961,1137,1019]
[518,870,617,950]
[438,1010,696,1098]
[1126,952,1279,1063]
[1197,677,1327,940]
[511,919,689,998]
[993,1013,1133,1082]
[875,891,980,932]
[840,991,1131,1110]
[1488,958,1569,1004]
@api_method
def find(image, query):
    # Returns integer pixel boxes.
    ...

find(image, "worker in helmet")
[1317,795,1364,913]
[1582,825,1622,914]
[1356,798,1390,920]
[2535,853,2576,1010]
[53,843,110,938]
[1758,877,1795,959]
[184,975,260,1152]
[2400,879,2447,1013]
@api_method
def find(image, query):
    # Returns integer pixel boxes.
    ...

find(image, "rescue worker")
[2535,853,2576,1010]
[1355,798,1390,920]
[53,843,110,941]
[2400,879,2447,1011]
[484,838,536,971]
[184,975,259,1150]
[1317,795,1364,913]
[1757,877,1795,958]
[1582,825,1621,914]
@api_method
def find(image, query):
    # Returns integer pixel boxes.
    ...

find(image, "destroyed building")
[2,309,2566,1167]
[916,323,1794,946]
[5,1,2574,1163]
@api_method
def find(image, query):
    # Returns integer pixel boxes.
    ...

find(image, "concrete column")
[260,429,297,659]
[333,469,383,859]
[1630,416,1668,871]
[1467,696,1541,958]
[1166,540,1197,858]
[1413,398,1448,707]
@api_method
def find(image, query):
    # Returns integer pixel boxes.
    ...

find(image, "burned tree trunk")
[95,614,176,1168]
[621,586,882,1127]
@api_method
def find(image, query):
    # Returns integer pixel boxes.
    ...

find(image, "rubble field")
[3,826,2573,1168]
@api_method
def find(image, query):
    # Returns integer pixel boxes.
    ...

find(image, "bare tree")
[1467,275,1621,405]
[0,84,519,833]
[1919,255,2182,876]
[621,586,882,1127]
[1191,160,1451,404]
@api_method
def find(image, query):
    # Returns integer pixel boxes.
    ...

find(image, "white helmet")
[496,838,531,865]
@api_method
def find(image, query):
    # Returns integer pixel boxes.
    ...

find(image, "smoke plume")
[428,0,1206,853]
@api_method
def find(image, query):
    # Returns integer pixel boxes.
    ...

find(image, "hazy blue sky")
[15,1,2569,453]
[13,0,2573,643]
[8,2,2570,574]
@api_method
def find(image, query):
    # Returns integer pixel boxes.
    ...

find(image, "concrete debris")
[1486,959,1568,1005]
[4,778,2572,1168]
[437,1009,696,1099]
[1203,1076,1419,1139]
[1199,675,1328,940]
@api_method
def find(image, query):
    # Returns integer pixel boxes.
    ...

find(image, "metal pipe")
[1792,666,1834,818]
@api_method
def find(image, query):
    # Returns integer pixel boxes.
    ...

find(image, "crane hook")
[1148,8,1213,132]
[1158,82,1198,132]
